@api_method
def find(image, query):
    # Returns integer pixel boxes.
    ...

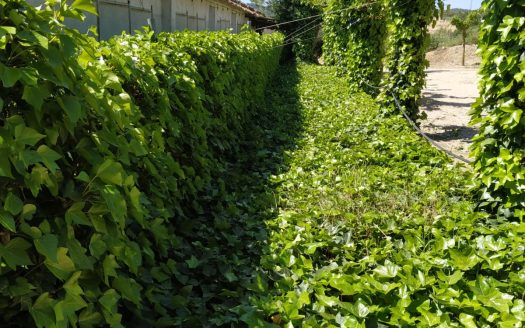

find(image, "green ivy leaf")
[44,247,76,280]
[0,65,22,87]
[96,159,124,186]
[53,294,87,327]
[101,185,127,228]
[0,209,16,232]
[30,293,57,328]
[103,255,120,285]
[58,95,82,125]
[37,145,61,173]
[67,239,94,271]
[71,0,98,15]
[20,204,36,220]
[112,277,142,306]
[22,84,49,111]
[99,289,120,314]
[65,202,91,226]
[75,171,90,183]
[14,125,45,146]
[0,26,16,35]
[78,308,103,327]
[186,255,200,269]
[373,260,400,278]
[459,313,477,328]
[35,234,59,262]
[4,192,23,215]
[0,149,13,178]
[0,237,33,269]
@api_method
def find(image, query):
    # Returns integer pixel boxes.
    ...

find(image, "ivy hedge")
[0,0,282,326]
[379,0,441,119]
[470,0,525,219]
[322,0,386,94]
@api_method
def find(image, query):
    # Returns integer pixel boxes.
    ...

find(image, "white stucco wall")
[172,0,248,32]
[28,0,251,39]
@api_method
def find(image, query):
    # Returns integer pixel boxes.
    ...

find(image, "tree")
[450,10,481,66]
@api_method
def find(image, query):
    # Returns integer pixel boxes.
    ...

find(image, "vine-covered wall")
[271,0,322,61]
[379,0,441,119]
[323,0,387,94]
[470,0,525,218]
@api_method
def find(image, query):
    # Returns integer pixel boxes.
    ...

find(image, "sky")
[243,0,483,10]
[444,0,482,9]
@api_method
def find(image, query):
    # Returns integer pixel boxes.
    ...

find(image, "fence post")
[96,0,100,40]
[128,0,132,33]
[151,5,154,31]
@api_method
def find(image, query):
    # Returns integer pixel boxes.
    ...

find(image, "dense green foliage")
[323,0,386,93]
[379,0,441,119]
[270,0,321,61]
[242,64,525,327]
[470,0,525,219]
[321,0,350,69]
[322,0,440,117]
[0,0,282,326]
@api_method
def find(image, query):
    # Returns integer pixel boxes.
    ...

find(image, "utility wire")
[283,22,323,45]
[285,17,321,40]
[273,18,360,50]
[258,0,413,32]
[255,0,382,31]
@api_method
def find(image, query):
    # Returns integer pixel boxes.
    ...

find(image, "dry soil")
[420,66,480,161]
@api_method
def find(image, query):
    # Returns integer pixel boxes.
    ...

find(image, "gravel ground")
[420,67,480,161]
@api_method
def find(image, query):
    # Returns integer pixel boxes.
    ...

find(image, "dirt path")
[420,68,479,161]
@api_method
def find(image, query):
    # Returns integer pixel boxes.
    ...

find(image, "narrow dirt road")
[420,68,479,161]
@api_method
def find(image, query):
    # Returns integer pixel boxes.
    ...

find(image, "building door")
[208,6,216,31]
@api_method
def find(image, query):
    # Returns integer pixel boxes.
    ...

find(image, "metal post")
[128,0,132,33]
[96,0,101,40]
[150,5,154,31]
[186,10,189,29]
[196,13,199,31]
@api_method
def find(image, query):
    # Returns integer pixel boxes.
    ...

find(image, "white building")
[29,0,271,39]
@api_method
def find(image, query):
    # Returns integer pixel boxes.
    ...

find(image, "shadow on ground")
[422,91,476,110]
[424,124,478,142]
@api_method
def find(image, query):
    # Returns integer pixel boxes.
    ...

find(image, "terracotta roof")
[222,0,268,19]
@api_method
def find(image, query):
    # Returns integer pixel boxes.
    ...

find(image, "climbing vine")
[323,0,386,94]
[322,0,352,70]
[271,0,322,61]
[470,0,525,218]
[379,0,442,119]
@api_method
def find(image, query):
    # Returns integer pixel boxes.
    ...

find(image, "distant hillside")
[443,8,475,19]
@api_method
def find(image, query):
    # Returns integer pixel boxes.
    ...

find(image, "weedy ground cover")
[231,64,525,327]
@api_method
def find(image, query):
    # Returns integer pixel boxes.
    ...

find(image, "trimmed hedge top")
[0,0,283,326]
